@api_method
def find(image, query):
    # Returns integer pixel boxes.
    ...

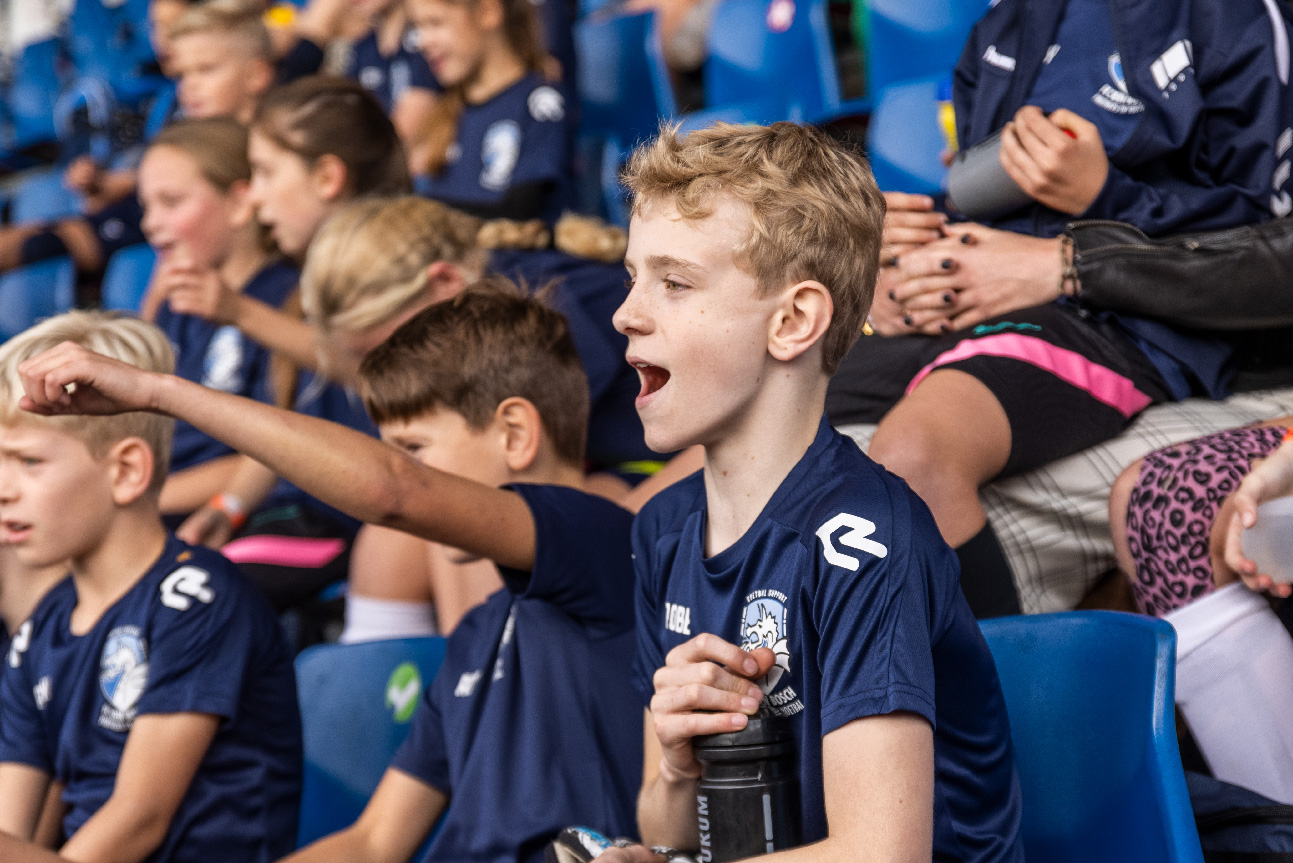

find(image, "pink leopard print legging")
[1124,425,1288,617]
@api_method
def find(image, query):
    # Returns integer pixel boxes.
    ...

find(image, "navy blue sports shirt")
[156,260,298,473]
[632,418,1024,862]
[414,73,573,223]
[345,26,440,112]
[390,484,642,863]
[0,536,302,862]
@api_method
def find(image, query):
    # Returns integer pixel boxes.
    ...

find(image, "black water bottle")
[693,713,800,863]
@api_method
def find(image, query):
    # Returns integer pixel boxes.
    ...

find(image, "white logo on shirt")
[202,326,245,392]
[816,512,888,571]
[740,591,799,714]
[33,676,51,711]
[7,621,32,668]
[160,566,215,611]
[1150,40,1193,95]
[480,120,522,192]
[99,626,148,732]
[527,86,565,122]
[983,45,1016,72]
[493,607,516,681]
[665,602,691,636]
[454,670,482,697]
[359,65,385,91]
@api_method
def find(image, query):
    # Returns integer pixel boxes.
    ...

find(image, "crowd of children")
[0,0,1292,859]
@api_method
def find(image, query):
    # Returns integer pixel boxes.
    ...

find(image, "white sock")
[1167,582,1293,803]
[340,595,438,644]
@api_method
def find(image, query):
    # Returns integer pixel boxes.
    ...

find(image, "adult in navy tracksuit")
[826,0,1293,617]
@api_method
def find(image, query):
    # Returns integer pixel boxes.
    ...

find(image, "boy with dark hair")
[16,282,643,863]
[602,122,1022,862]
[0,310,300,863]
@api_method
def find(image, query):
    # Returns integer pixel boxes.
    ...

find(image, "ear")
[226,178,256,228]
[247,59,275,102]
[426,261,469,303]
[474,0,505,31]
[767,280,833,364]
[107,437,156,507]
[311,153,349,203]
[494,397,543,473]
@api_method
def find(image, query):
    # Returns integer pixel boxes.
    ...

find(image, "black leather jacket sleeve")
[1066,218,1293,331]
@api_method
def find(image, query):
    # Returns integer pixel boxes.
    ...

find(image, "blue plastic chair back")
[65,0,161,104]
[703,0,837,122]
[979,612,1204,863]
[865,0,987,95]
[11,169,85,223]
[576,10,676,149]
[8,38,64,150]
[866,76,949,194]
[295,636,448,847]
[100,244,155,312]
[0,257,76,340]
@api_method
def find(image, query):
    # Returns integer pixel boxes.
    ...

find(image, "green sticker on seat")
[386,662,422,723]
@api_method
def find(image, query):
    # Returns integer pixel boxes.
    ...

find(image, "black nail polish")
[941,259,953,270]
[888,290,895,301]
[960,234,973,244]
[940,322,951,333]
[943,293,953,304]
[884,255,899,267]
[903,314,913,326]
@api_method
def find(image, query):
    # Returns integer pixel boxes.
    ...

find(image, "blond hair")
[300,196,627,336]
[624,122,886,374]
[0,312,176,493]
[168,0,274,61]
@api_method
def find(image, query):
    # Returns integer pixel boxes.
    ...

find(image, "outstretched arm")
[18,343,536,570]
[1223,431,1293,595]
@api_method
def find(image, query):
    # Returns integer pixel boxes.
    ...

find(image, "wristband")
[1058,234,1080,297]
[208,492,247,531]
[1283,427,1293,444]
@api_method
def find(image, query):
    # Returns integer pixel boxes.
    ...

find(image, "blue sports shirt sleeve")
[498,485,635,637]
[811,489,940,735]
[136,562,260,720]
[389,680,451,792]
[0,628,51,772]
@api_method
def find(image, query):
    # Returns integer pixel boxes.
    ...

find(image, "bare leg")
[867,369,1010,546]
[0,224,42,272]
[51,219,105,273]
[425,546,502,635]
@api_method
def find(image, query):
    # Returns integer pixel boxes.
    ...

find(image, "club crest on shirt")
[99,626,149,732]
[740,591,800,716]
[202,326,245,392]
[1093,52,1144,115]
[480,120,522,192]
[358,65,385,92]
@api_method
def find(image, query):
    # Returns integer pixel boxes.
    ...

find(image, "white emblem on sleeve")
[454,670,482,697]
[160,566,215,611]
[816,512,888,571]
[33,676,51,710]
[527,86,564,122]
[7,620,32,668]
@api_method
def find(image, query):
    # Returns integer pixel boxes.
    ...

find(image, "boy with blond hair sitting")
[0,311,300,863]
[603,122,1022,862]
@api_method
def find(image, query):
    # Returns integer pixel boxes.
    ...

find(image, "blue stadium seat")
[0,257,76,340]
[979,612,1205,863]
[6,38,64,152]
[864,0,988,95]
[295,636,448,848]
[100,244,155,312]
[866,76,949,195]
[10,168,84,224]
[575,9,676,222]
[65,0,163,106]
[694,0,867,126]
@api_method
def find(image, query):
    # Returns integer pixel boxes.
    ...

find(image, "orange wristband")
[209,492,247,531]
[1283,427,1293,444]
